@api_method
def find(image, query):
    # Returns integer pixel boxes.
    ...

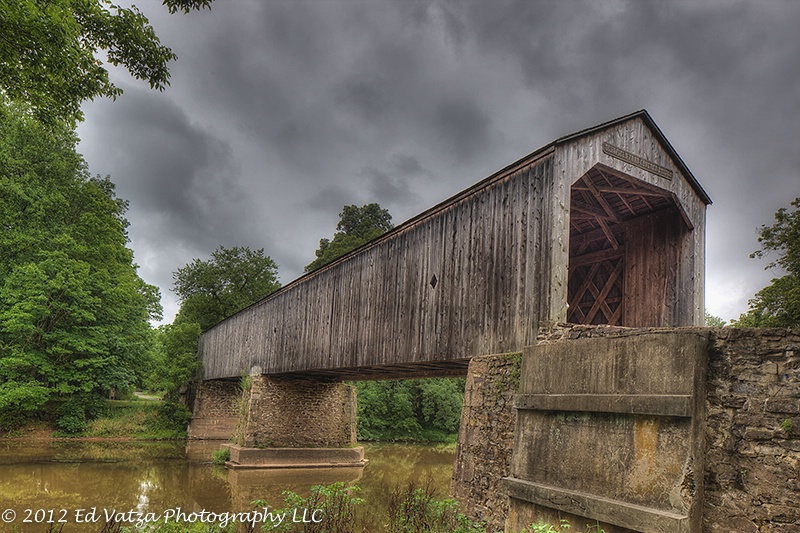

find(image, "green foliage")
[0,100,161,425]
[522,521,571,533]
[145,322,202,396]
[781,419,794,437]
[705,311,727,327]
[211,446,230,465]
[156,400,192,430]
[305,203,393,272]
[735,275,800,328]
[0,379,49,430]
[83,400,190,439]
[255,481,486,533]
[272,482,364,533]
[387,481,486,533]
[173,246,281,331]
[162,245,279,398]
[736,198,800,328]
[356,378,465,442]
[522,521,605,533]
[56,396,88,434]
[0,0,212,127]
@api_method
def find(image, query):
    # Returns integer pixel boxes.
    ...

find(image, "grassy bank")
[1,398,191,440]
[81,399,191,439]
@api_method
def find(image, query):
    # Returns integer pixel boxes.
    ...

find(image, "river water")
[0,440,455,532]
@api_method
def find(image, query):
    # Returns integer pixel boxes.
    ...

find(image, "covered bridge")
[198,109,710,384]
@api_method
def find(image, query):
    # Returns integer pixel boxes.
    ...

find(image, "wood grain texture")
[201,154,556,380]
[200,113,708,381]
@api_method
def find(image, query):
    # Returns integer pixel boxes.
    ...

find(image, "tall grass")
[81,400,191,439]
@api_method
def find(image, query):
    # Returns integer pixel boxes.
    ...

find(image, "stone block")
[765,398,800,414]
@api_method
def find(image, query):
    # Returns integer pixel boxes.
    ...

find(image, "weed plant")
[19,482,596,533]
[211,447,231,465]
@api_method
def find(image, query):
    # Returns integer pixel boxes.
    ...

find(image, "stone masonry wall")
[188,379,240,439]
[451,326,800,532]
[451,352,521,533]
[704,327,800,532]
[244,376,357,448]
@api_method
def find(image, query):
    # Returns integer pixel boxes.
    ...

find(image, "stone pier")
[223,374,363,469]
[242,375,357,448]
[188,380,240,440]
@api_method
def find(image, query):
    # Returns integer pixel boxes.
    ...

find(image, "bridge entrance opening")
[567,164,693,327]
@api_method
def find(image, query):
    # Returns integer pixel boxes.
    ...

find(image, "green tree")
[735,198,800,328]
[305,203,393,272]
[356,378,466,442]
[155,246,280,401]
[0,100,161,428]
[0,0,212,127]
[172,246,281,332]
[704,311,727,327]
[145,322,202,396]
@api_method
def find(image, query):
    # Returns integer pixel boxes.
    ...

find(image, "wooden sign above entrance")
[602,142,673,180]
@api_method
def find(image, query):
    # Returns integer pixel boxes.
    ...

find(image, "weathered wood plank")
[199,112,707,380]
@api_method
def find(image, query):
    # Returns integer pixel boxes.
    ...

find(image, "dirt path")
[133,391,162,401]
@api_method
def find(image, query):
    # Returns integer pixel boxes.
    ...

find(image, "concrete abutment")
[452,326,800,533]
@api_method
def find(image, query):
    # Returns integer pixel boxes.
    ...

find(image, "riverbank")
[0,399,191,441]
[0,439,459,533]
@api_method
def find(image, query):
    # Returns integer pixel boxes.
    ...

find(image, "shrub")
[211,447,230,465]
[57,398,87,435]
[0,381,49,430]
[156,401,192,431]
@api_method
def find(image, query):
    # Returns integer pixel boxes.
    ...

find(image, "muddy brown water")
[0,440,455,532]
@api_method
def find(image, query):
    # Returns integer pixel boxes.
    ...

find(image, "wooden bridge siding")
[200,155,557,380]
[555,117,707,326]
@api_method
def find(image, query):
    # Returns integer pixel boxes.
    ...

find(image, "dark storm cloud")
[78,0,800,323]
[362,153,427,207]
[430,95,492,160]
[80,88,245,248]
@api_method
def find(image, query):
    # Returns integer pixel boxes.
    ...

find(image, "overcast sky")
[77,0,799,325]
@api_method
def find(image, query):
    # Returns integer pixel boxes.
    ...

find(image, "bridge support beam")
[243,375,357,448]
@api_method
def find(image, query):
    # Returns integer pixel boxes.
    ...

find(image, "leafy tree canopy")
[356,378,466,442]
[704,311,727,327]
[144,322,201,397]
[735,197,800,328]
[305,203,393,272]
[0,100,161,427]
[173,246,281,331]
[0,0,212,127]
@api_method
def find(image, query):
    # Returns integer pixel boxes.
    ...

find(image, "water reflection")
[0,440,454,532]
